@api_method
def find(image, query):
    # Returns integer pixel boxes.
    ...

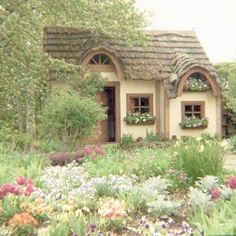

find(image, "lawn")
[1,136,236,236]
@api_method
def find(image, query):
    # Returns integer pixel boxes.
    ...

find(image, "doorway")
[98,86,116,142]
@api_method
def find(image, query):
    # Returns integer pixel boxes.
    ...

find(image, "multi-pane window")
[127,94,153,114]
[89,54,111,65]
[181,101,205,119]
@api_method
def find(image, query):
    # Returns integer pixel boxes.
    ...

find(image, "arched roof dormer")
[82,49,124,80]
[176,67,220,97]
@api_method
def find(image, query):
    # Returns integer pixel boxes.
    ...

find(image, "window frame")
[126,93,153,115]
[88,53,115,72]
[181,101,205,120]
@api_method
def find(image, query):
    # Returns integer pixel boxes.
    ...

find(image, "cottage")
[44,27,222,142]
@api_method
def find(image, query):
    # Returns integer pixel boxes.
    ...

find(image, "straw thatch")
[43,27,218,96]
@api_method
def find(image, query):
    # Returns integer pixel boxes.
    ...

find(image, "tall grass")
[173,137,227,181]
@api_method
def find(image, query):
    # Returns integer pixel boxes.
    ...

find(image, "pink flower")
[84,146,94,155]
[25,179,34,187]
[17,176,26,185]
[94,145,106,156]
[211,188,221,200]
[228,176,236,189]
[0,189,7,200]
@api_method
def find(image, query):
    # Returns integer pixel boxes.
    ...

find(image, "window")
[127,94,153,114]
[89,54,111,65]
[181,101,205,119]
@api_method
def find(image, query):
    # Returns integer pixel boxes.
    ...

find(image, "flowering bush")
[124,112,155,125]
[83,145,106,158]
[184,76,210,91]
[179,117,208,128]
[0,177,35,200]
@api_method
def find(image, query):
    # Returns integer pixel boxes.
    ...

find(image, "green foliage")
[120,134,135,148]
[0,0,147,135]
[230,135,236,152]
[84,147,172,180]
[0,197,22,225]
[50,222,71,236]
[41,91,105,144]
[147,195,181,217]
[173,137,226,181]
[0,126,33,151]
[215,62,236,111]
[191,195,236,235]
[0,150,49,186]
[144,130,163,142]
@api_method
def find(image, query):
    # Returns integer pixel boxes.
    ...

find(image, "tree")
[0,0,147,137]
[215,62,236,111]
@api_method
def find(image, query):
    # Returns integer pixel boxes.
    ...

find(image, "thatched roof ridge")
[43,26,218,84]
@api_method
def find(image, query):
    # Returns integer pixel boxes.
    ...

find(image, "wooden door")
[97,92,109,143]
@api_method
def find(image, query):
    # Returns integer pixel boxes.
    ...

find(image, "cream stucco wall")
[169,91,217,138]
[102,72,156,139]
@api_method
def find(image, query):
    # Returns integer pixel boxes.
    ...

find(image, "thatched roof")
[43,27,218,89]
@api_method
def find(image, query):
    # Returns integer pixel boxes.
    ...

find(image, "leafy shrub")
[120,133,135,148]
[0,126,32,151]
[173,137,227,181]
[41,91,105,144]
[195,176,219,192]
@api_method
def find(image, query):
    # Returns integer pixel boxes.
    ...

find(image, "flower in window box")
[124,112,155,125]
[179,117,208,129]
[184,77,210,91]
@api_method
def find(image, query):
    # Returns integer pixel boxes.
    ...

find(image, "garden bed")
[0,136,236,236]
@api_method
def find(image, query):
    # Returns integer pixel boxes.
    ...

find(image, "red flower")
[228,176,236,189]
[25,179,33,187]
[84,146,94,155]
[94,145,106,156]
[211,188,221,200]
[24,184,35,196]
[17,176,26,185]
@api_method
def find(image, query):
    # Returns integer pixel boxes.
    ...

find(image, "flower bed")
[179,117,208,129]
[124,112,155,125]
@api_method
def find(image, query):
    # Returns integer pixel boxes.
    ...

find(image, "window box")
[180,101,207,129]
[184,73,210,92]
[180,117,208,129]
[124,112,155,125]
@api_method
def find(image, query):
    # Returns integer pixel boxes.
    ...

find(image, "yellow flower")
[199,145,204,153]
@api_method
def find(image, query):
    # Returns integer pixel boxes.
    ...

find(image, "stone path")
[224,154,236,170]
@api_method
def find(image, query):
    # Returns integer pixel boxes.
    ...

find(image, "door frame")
[105,81,121,142]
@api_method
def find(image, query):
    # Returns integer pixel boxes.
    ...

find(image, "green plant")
[120,134,135,148]
[188,187,213,212]
[147,195,181,217]
[50,222,71,236]
[179,117,208,128]
[105,219,126,233]
[190,195,236,235]
[41,91,105,145]
[144,130,163,142]
[119,190,147,214]
[124,112,155,125]
[173,137,226,181]
[230,135,236,152]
